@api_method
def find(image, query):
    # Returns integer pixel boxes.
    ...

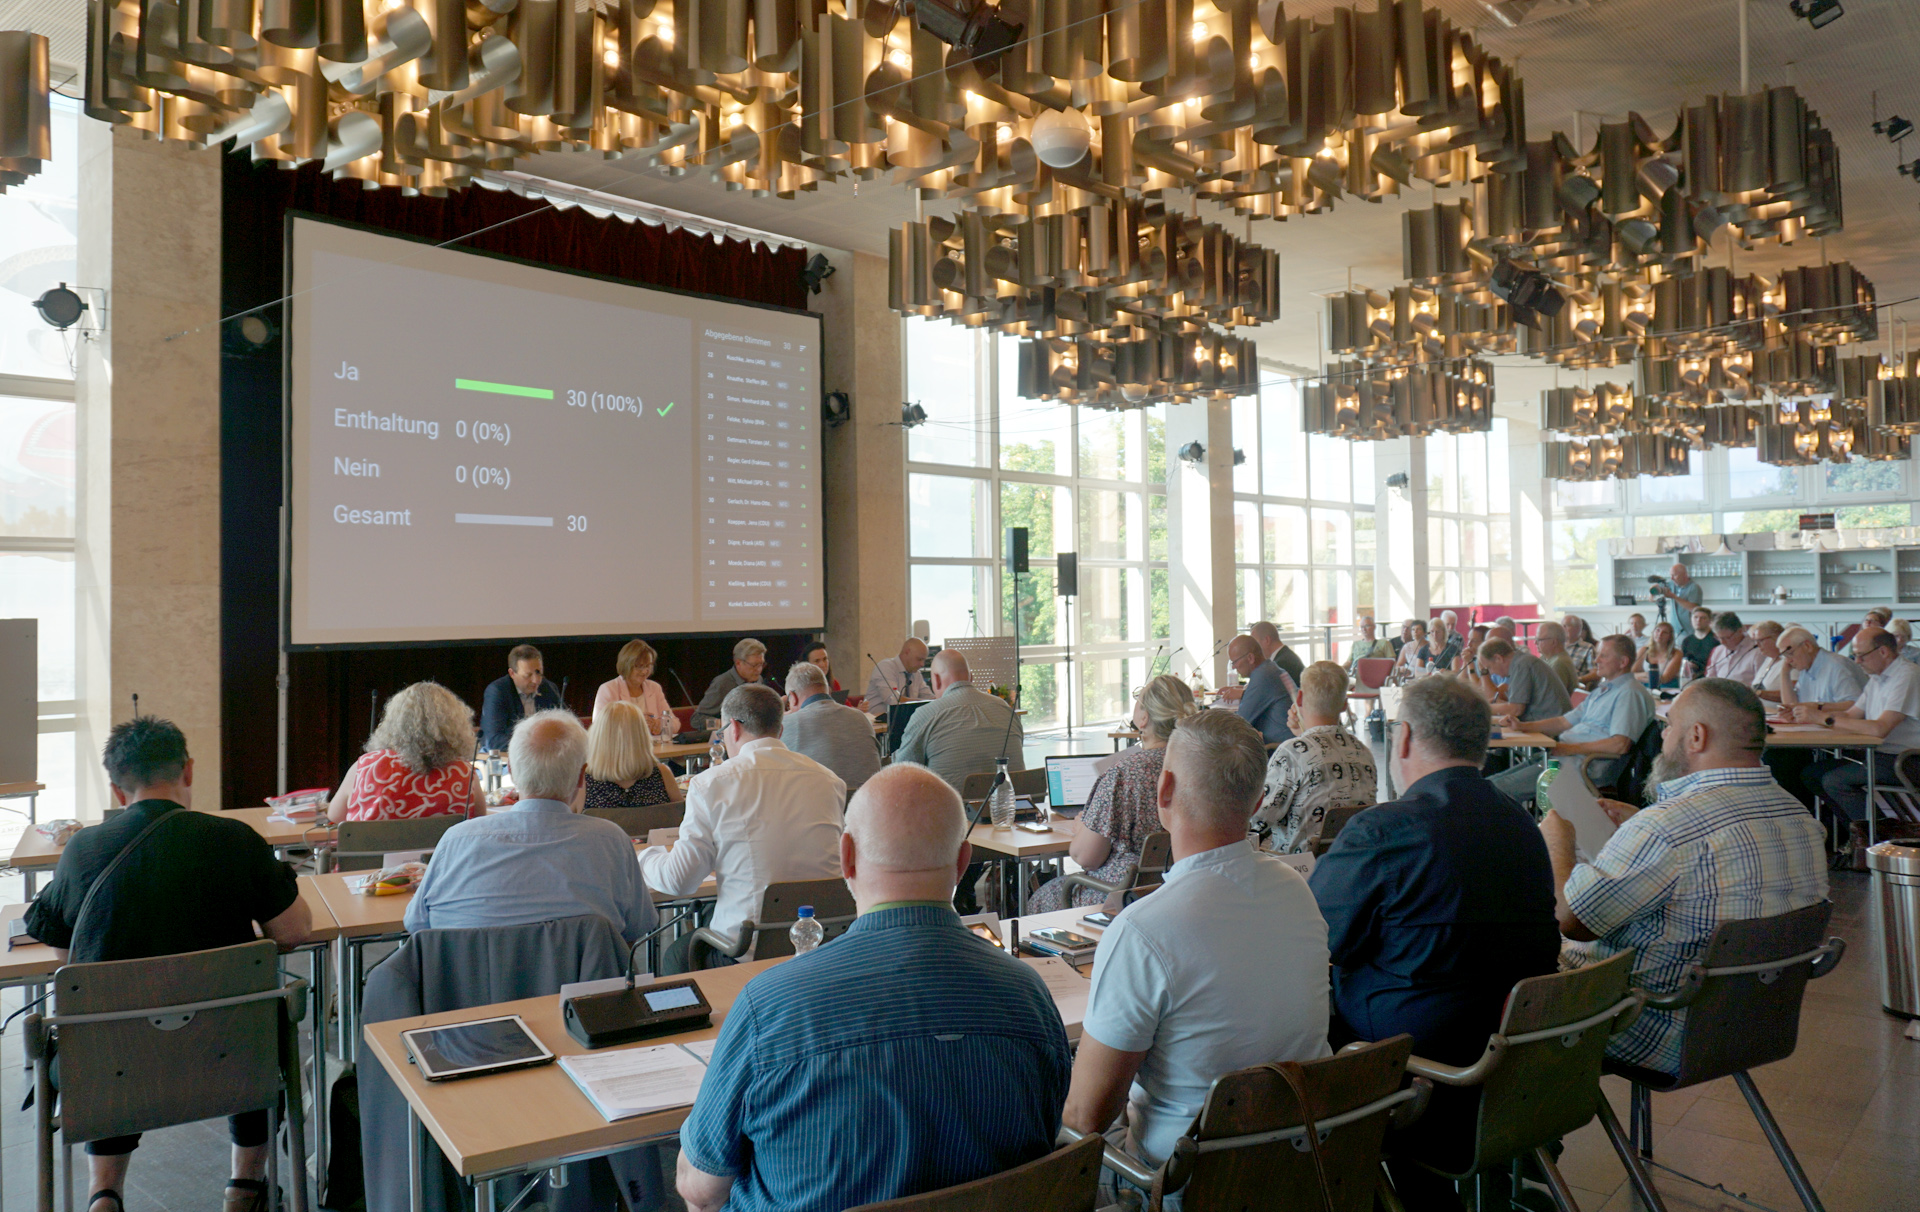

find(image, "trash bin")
[1867,842,1920,1018]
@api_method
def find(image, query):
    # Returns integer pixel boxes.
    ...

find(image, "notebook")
[559,1045,711,1122]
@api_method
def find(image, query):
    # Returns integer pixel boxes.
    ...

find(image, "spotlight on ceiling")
[1489,258,1566,328]
[901,0,1023,72]
[1231,448,1247,467]
[1875,116,1914,144]
[1177,440,1206,465]
[800,253,836,295]
[822,390,850,428]
[901,401,928,428]
[1788,0,1843,29]
[32,283,86,331]
[1899,159,1920,181]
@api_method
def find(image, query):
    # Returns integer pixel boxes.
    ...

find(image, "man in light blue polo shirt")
[1492,634,1655,808]
[1776,626,1868,717]
[1063,711,1330,1183]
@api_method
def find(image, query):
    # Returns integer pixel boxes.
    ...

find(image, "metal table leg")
[1867,746,1879,848]
[305,943,330,1210]
[407,1105,426,1212]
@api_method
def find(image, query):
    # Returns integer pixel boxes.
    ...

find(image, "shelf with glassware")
[1608,542,1920,614]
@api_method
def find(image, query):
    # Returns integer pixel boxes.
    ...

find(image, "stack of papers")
[559,1044,711,1122]
[1022,956,1089,1036]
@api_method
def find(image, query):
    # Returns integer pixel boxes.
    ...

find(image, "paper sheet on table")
[1022,956,1088,1032]
[646,827,680,846]
[678,1039,715,1064]
[559,1046,709,1121]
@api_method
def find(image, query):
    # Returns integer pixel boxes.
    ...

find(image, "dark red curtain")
[221,154,815,807]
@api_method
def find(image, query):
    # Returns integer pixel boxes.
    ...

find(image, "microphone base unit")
[562,979,714,1049]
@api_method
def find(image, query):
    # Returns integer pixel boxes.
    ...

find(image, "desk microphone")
[667,668,696,707]
[866,652,903,709]
[562,906,712,1048]
[559,676,570,712]
[1160,646,1188,677]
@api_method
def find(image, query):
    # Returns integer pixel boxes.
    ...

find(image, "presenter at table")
[593,638,678,736]
[480,643,564,751]
[865,638,933,711]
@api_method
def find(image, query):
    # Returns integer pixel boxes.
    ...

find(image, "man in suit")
[480,643,564,751]
[781,661,881,796]
[1221,634,1296,744]
[1251,620,1306,684]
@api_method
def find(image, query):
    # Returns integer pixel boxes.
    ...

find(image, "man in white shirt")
[641,684,845,972]
[1063,710,1330,1183]
[1704,612,1764,685]
[1800,627,1920,824]
[865,638,933,712]
[1626,613,1650,651]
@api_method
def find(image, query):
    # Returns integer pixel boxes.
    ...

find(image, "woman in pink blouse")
[593,639,679,737]
[327,681,485,823]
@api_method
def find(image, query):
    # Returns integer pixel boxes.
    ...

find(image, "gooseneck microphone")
[559,676,569,712]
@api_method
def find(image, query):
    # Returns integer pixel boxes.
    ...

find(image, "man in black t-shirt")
[26,717,311,1212]
[1679,605,1720,680]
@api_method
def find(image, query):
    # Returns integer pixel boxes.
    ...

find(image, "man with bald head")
[892,649,1025,793]
[676,765,1070,1212]
[1798,625,1920,826]
[866,637,933,711]
[1652,561,1702,626]
[1543,680,1826,1075]
[1223,633,1298,743]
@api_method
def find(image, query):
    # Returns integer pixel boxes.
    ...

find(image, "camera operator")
[1648,562,1702,625]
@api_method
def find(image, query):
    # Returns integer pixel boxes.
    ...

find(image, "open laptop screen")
[1045,755,1111,812]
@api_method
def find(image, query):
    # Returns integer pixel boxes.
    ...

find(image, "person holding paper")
[1541,679,1827,1076]
[675,764,1070,1212]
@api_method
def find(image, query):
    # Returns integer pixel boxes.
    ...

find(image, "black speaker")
[1056,552,1078,597]
[1005,527,1029,574]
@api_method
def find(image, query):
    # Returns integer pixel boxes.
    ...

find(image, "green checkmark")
[657,401,675,417]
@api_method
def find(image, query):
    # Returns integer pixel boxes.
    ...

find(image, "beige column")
[74,125,224,816]
[812,249,908,680]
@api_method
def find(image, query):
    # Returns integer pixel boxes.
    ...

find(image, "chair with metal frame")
[1310,804,1371,858]
[325,814,465,873]
[1389,950,1659,1212]
[1604,901,1846,1212]
[844,1134,1103,1212]
[1063,1035,1428,1212]
[1055,831,1172,913]
[584,802,685,838]
[25,939,310,1212]
[687,878,858,967]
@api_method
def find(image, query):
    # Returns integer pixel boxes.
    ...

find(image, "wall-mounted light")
[822,391,850,429]
[901,402,928,428]
[1177,440,1206,466]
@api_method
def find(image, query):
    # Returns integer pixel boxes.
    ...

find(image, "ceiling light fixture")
[1874,116,1913,143]
[1788,0,1843,29]
[0,31,50,196]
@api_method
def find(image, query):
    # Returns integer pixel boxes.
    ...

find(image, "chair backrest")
[1010,768,1048,802]
[1668,900,1835,1087]
[844,1134,1102,1212]
[334,813,464,871]
[1355,658,1394,690]
[673,706,696,732]
[1613,716,1666,802]
[958,771,997,807]
[585,802,685,838]
[1463,951,1638,1177]
[748,878,860,960]
[1131,830,1173,899]
[1171,1035,1413,1212]
[51,939,290,1143]
[1311,804,1370,857]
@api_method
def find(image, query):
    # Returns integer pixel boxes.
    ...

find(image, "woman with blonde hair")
[1027,674,1199,912]
[583,700,682,811]
[592,638,678,738]
[328,681,484,823]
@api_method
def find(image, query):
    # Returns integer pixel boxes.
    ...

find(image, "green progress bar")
[455,378,553,399]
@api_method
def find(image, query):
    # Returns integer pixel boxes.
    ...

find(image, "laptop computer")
[1044,754,1111,814]
[883,699,932,754]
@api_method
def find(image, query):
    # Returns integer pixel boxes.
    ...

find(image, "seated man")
[693,638,771,731]
[1626,613,1650,651]
[1345,615,1396,674]
[1483,637,1572,725]
[1750,621,1787,701]
[1492,635,1655,808]
[642,684,845,972]
[1532,621,1577,695]
[865,637,933,711]
[892,650,1025,792]
[1765,626,1866,807]
[25,717,314,1212]
[1680,606,1719,680]
[1251,619,1307,683]
[1799,626,1920,826]
[676,765,1070,1212]
[479,643,563,751]
[1255,662,1376,854]
[1704,611,1763,685]
[1309,678,1558,1191]
[407,710,658,943]
[1545,680,1827,1075]
[1063,711,1329,1178]
[1220,633,1298,744]
[780,660,881,795]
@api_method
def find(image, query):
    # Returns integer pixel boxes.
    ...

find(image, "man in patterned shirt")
[1542,678,1827,1074]
[1254,662,1376,853]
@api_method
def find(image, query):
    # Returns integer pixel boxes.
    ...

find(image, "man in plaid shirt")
[1540,678,1828,1074]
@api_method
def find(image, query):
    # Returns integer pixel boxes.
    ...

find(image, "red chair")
[673,705,696,734]
[1355,658,1395,691]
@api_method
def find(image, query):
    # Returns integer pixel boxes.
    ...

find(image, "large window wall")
[1426,422,1511,608]
[905,323,1168,729]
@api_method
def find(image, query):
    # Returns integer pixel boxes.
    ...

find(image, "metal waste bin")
[1867,842,1920,1017]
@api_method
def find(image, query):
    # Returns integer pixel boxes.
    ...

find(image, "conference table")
[6,805,335,897]
[968,818,1078,915]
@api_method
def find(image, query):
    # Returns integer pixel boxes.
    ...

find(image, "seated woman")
[1026,675,1198,913]
[593,638,679,738]
[802,641,844,696]
[1641,620,1683,689]
[1425,617,1464,672]
[1393,620,1430,676]
[583,701,682,811]
[328,681,484,823]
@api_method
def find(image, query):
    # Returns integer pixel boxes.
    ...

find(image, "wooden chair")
[26,939,309,1212]
[585,802,685,838]
[688,878,859,964]
[1056,830,1171,912]
[1067,1035,1427,1211]
[845,1135,1102,1212]
[1392,951,1658,1212]
[1606,902,1846,1212]
[1309,803,1371,858]
[327,813,464,872]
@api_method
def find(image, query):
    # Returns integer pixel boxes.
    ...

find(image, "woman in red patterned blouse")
[327,681,486,823]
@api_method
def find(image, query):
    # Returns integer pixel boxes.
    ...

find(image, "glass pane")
[1462,520,1488,568]
[1458,432,1487,515]
[1003,564,1057,646]
[1080,489,1140,561]
[1311,509,1351,565]
[1265,504,1307,564]
[1080,656,1134,725]
[1266,568,1309,631]
[0,98,79,381]
[1351,440,1374,506]
[1429,570,1447,602]
[1553,478,1619,511]
[0,551,75,700]
[1145,405,1167,484]
[1234,499,1259,564]
[1353,513,1376,568]
[1721,509,1800,535]
[1442,519,1460,567]
[1445,571,1461,601]
[1355,569,1375,614]
[1634,514,1713,539]
[1233,396,1259,493]
[1488,418,1510,513]
[1237,568,1256,630]
[999,350,1073,474]
[1428,517,1443,568]
[1080,566,1145,643]
[911,564,988,646]
[1312,569,1352,627]
[1429,431,1459,511]
[1551,517,1624,607]
[908,474,984,557]
[1835,503,1912,528]
[0,394,75,537]
[1726,446,1798,500]
[1149,567,1170,641]
[1824,457,1906,496]
[1079,408,1129,481]
[1637,452,1703,503]
[1148,492,1167,561]
[1001,480,1064,560]
[1261,387,1301,496]
[1491,568,1513,602]
[1472,571,1490,601]
[1490,516,1511,563]
[1018,661,1061,729]
[1308,434,1351,503]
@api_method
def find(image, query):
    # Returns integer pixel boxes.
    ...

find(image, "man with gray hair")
[1533,620,1577,695]
[643,684,845,973]
[693,638,773,731]
[1797,626,1920,826]
[406,710,658,942]
[1704,611,1763,685]
[781,661,881,794]
[675,764,1070,1212]
[1064,711,1330,1176]
[893,650,1025,793]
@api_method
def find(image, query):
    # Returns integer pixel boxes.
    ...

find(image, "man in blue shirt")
[405,710,657,943]
[1221,633,1297,743]
[676,763,1070,1212]
[1491,635,1655,807]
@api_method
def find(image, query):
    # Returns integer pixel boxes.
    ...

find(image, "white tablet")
[402,1014,556,1082]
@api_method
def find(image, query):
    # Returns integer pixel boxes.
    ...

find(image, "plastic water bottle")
[789,905,824,954]
[707,728,727,770]
[1535,759,1561,814]
[989,757,1016,830]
